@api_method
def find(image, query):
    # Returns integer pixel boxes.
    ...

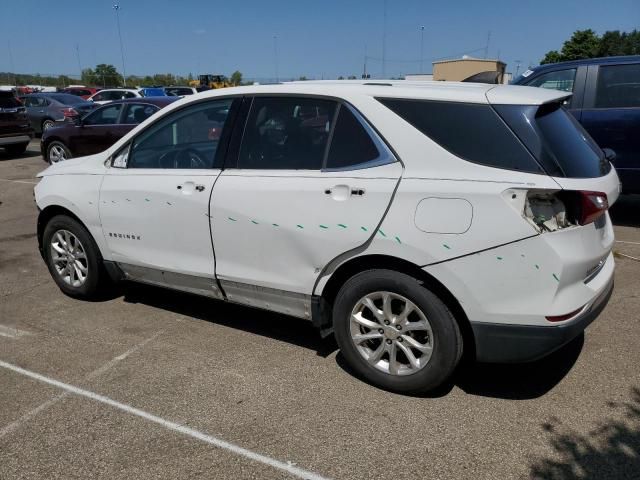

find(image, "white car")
[34,82,619,393]
[88,88,142,105]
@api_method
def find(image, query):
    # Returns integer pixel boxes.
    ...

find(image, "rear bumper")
[471,276,614,363]
[0,132,34,145]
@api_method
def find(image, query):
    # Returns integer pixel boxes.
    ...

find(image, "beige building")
[432,57,506,83]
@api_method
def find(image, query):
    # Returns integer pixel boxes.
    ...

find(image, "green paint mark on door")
[228,217,237,222]
[297,224,304,229]
[251,220,259,225]
[272,223,279,227]
[378,229,387,237]
[553,273,560,282]
[319,225,328,229]
[496,256,503,260]
[361,226,368,232]
[443,244,451,250]
[535,264,540,269]
[338,224,347,229]
[395,236,402,244]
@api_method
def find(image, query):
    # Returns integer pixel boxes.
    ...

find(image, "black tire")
[4,143,28,155]
[333,269,462,394]
[43,214,109,299]
[47,141,72,164]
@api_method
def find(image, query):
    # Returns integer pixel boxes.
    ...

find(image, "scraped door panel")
[210,163,402,295]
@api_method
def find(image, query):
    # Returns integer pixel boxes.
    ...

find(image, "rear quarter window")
[595,63,640,108]
[377,98,544,174]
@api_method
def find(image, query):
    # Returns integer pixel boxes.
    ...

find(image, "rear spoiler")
[485,85,571,106]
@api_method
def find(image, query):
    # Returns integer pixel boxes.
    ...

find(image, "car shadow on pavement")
[529,387,640,479]
[121,282,339,357]
[0,149,41,161]
[453,334,584,400]
[120,282,583,399]
[610,194,640,228]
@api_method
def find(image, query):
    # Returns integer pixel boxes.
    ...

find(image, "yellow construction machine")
[189,74,231,90]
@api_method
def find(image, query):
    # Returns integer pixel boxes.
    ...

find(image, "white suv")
[35,82,619,393]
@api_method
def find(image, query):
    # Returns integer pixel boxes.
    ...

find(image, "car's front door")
[210,96,402,316]
[72,103,124,155]
[99,97,237,296]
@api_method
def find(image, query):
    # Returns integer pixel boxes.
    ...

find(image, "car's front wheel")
[43,215,109,299]
[333,269,462,394]
[47,141,72,164]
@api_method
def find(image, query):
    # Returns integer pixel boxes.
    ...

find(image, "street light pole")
[382,0,387,78]
[273,35,279,82]
[420,26,425,73]
[113,4,127,87]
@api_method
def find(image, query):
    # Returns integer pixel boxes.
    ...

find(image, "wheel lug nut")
[398,337,403,342]
[386,339,392,345]
[378,329,384,334]
[396,325,402,330]
[384,320,390,325]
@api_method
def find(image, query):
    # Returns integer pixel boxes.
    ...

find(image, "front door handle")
[195,184,205,192]
[324,184,365,201]
[177,183,206,192]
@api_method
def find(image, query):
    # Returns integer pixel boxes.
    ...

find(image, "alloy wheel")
[49,144,67,163]
[50,229,88,287]
[349,291,434,376]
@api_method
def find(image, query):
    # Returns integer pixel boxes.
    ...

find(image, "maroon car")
[41,97,177,164]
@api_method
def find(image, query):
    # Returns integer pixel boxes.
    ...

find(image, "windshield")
[495,103,610,178]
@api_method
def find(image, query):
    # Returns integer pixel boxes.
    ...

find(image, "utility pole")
[419,26,425,73]
[382,0,387,78]
[484,30,491,59]
[113,4,127,87]
[514,60,522,77]
[273,35,279,82]
[363,44,369,79]
[7,41,15,86]
[75,43,82,81]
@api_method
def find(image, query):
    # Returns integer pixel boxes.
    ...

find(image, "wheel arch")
[37,205,88,255]
[316,254,476,360]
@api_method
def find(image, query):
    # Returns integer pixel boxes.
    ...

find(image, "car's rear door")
[99,97,238,296]
[73,103,124,155]
[579,62,640,194]
[210,95,402,311]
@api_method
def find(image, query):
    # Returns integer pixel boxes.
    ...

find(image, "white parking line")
[0,324,32,338]
[616,240,640,245]
[0,331,162,438]
[0,178,38,185]
[0,358,330,480]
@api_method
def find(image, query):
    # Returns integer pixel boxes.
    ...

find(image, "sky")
[2,0,639,81]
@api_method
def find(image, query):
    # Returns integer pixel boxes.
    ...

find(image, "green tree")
[540,28,640,64]
[80,68,95,85]
[229,70,243,86]
[94,64,122,86]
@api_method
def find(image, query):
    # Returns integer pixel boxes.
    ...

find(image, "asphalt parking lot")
[1,141,639,480]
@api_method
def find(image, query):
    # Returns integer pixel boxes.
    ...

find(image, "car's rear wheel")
[47,141,71,164]
[43,215,109,299]
[41,119,55,132]
[333,269,462,394]
[4,143,28,155]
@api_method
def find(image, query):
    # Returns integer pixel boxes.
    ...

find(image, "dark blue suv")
[512,56,640,194]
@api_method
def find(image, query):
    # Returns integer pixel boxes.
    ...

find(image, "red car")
[61,87,101,100]
[40,96,177,163]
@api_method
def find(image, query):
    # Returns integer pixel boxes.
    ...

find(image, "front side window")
[526,68,576,93]
[127,98,233,169]
[83,104,122,125]
[238,97,337,169]
[123,104,158,124]
[378,98,544,174]
[595,63,640,108]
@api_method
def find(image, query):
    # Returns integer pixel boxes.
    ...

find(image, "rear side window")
[326,106,380,169]
[595,64,640,108]
[525,68,576,93]
[238,97,337,169]
[495,103,610,178]
[377,98,543,174]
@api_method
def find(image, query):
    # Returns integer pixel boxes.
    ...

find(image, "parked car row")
[0,90,34,155]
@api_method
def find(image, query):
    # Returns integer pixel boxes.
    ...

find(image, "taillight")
[61,107,79,118]
[576,191,608,225]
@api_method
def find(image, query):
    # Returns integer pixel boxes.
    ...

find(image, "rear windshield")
[0,92,22,108]
[494,103,610,178]
[48,94,90,105]
[377,98,544,174]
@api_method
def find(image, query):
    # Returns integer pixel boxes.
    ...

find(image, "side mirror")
[603,148,616,164]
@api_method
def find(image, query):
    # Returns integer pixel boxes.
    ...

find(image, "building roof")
[433,57,506,66]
